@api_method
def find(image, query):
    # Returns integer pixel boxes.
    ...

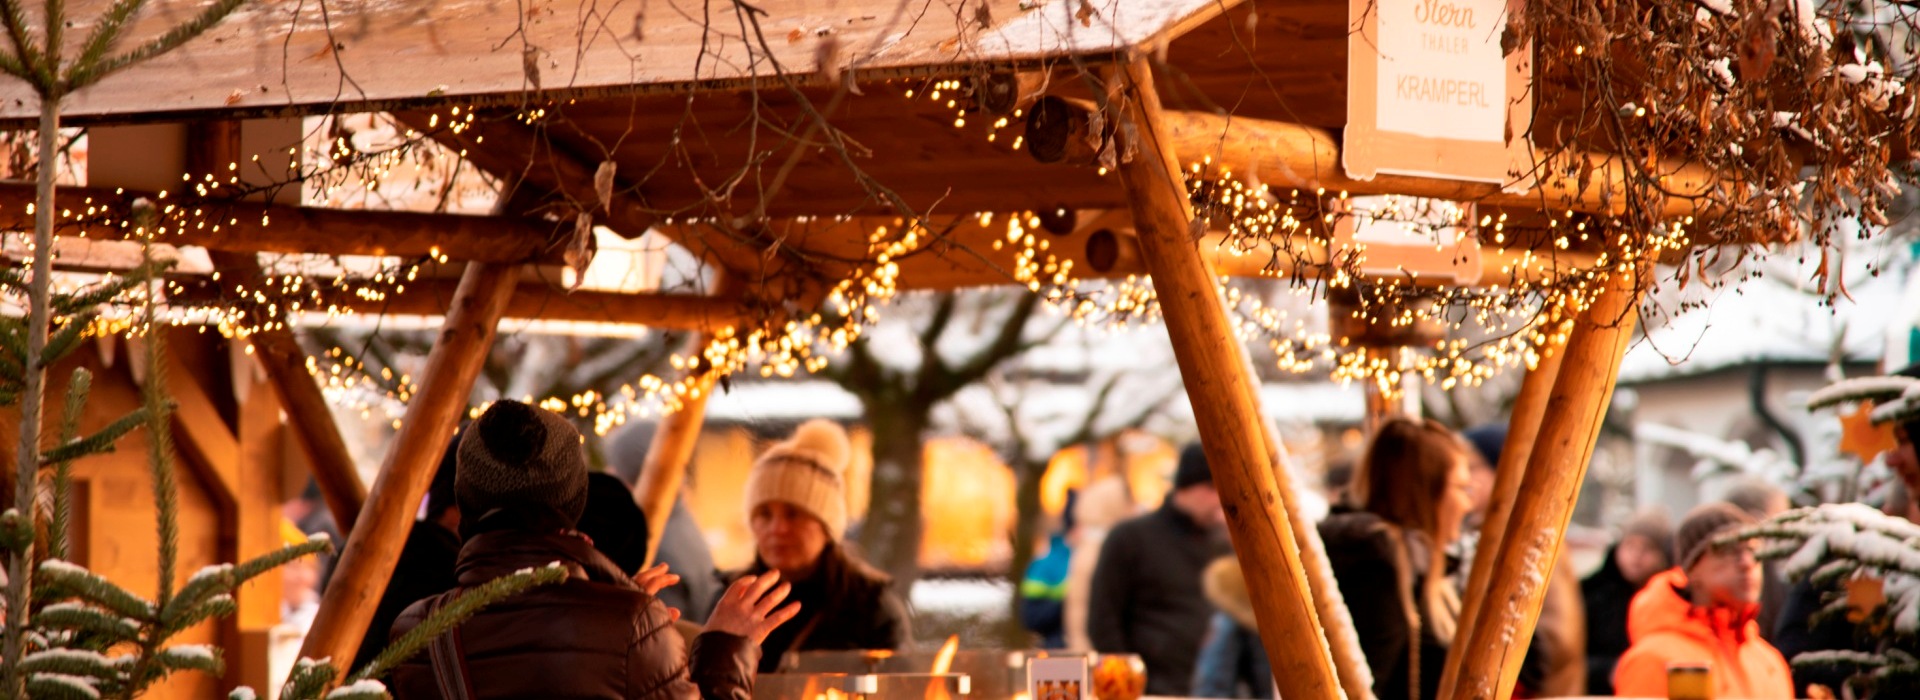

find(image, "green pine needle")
[232,538,334,585]
[41,405,152,467]
[47,367,92,562]
[278,658,342,700]
[38,311,100,369]
[18,648,120,680]
[36,561,156,621]
[350,564,568,683]
[32,603,139,643]
[152,645,223,676]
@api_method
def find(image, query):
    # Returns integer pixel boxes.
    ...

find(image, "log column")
[1110,53,1340,700]
[1241,358,1376,700]
[208,251,368,530]
[1438,302,1573,700]
[634,273,740,567]
[1447,264,1646,700]
[294,261,517,676]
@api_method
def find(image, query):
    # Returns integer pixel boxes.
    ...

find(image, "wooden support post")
[633,333,716,568]
[1239,353,1376,700]
[1447,266,1646,700]
[210,251,368,531]
[634,275,739,567]
[233,350,285,692]
[294,261,517,676]
[1437,304,1573,700]
[1111,53,1339,700]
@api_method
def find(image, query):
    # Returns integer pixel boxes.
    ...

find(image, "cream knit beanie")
[745,419,852,541]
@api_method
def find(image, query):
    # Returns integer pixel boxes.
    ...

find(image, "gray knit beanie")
[1674,502,1755,572]
[457,400,590,527]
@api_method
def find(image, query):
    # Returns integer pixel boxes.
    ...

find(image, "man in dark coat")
[389,400,795,700]
[1088,443,1230,697]
[350,432,464,673]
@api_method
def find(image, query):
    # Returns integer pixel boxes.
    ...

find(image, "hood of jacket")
[1628,568,1763,649]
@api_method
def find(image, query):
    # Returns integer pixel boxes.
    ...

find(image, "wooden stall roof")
[8,0,1679,291]
[2,0,1230,124]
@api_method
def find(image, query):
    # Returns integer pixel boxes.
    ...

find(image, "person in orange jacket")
[1613,502,1793,699]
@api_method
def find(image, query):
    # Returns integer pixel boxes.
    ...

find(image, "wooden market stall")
[0,0,1824,697]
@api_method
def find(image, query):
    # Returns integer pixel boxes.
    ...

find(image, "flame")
[930,635,961,675]
[926,635,962,700]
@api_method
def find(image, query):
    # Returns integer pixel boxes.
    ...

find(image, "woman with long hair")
[1320,417,1477,700]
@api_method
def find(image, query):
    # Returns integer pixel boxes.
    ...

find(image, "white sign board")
[1332,197,1484,286]
[1346,0,1532,186]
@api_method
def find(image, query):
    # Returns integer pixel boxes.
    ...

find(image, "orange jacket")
[1612,568,1793,699]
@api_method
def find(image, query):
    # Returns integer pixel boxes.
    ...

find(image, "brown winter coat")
[388,530,758,700]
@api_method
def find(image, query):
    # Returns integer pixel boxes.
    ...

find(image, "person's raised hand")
[704,570,801,645]
[632,563,680,597]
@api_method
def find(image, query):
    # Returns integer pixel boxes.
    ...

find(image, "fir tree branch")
[40,405,152,467]
[138,302,178,608]
[47,367,91,562]
[0,0,43,89]
[152,644,223,676]
[25,673,104,700]
[53,264,162,315]
[279,657,342,700]
[33,603,140,643]
[349,564,568,683]
[231,537,333,585]
[19,648,120,680]
[63,0,248,91]
[35,560,156,620]
[40,311,100,371]
[73,0,149,74]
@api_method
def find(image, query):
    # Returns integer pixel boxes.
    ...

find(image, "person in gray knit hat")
[1611,502,1791,699]
[389,400,799,700]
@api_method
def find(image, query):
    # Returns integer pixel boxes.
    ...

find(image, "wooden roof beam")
[1026,96,1724,223]
[0,182,573,265]
[394,111,660,240]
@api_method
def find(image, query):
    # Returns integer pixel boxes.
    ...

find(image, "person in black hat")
[1087,442,1230,696]
[387,400,794,700]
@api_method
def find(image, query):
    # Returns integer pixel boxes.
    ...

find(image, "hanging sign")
[1345,0,1532,188]
[1329,196,1483,286]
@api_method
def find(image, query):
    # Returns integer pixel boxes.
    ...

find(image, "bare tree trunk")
[856,398,930,592]
[1002,455,1048,646]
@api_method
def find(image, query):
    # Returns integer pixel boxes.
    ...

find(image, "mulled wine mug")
[1666,662,1713,700]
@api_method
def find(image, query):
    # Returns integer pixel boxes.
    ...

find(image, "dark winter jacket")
[353,520,461,673]
[388,529,758,700]
[1087,498,1230,697]
[1581,545,1640,695]
[1319,511,1452,700]
[1773,577,1871,696]
[720,542,911,673]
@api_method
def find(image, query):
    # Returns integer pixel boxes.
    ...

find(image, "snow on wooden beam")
[1026,96,1723,222]
[0,182,573,265]
[9,0,1225,124]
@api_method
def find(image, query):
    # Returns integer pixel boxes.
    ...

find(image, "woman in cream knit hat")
[718,419,911,672]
